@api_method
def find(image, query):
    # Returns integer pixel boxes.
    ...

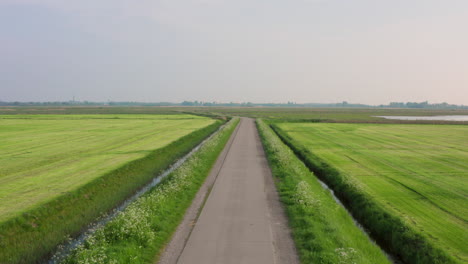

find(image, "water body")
[317,180,401,264]
[376,115,468,121]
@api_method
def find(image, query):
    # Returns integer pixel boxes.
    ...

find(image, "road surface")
[159,118,298,264]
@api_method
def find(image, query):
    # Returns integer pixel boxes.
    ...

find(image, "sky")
[0,0,467,104]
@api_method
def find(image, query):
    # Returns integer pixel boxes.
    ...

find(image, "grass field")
[0,114,221,264]
[257,120,390,263]
[188,107,468,123]
[61,118,239,264]
[0,114,215,223]
[2,107,467,263]
[276,123,467,263]
[2,106,468,124]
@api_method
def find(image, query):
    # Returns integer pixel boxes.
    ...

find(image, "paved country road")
[159,118,299,264]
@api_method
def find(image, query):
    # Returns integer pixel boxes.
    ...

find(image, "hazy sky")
[1,0,467,104]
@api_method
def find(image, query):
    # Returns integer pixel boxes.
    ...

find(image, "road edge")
[156,118,242,264]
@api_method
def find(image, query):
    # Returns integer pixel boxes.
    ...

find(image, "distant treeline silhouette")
[0,100,466,109]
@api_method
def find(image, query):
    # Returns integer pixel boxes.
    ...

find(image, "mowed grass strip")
[275,122,467,263]
[257,120,390,264]
[0,114,220,264]
[61,118,239,264]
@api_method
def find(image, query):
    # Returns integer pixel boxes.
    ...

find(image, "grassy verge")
[270,123,458,264]
[0,120,223,264]
[60,118,239,264]
[257,119,389,263]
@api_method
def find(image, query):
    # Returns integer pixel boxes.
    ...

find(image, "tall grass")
[256,120,390,264]
[0,120,223,264]
[270,123,458,264]
[59,118,239,264]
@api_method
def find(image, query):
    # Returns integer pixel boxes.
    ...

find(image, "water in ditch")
[316,179,402,264]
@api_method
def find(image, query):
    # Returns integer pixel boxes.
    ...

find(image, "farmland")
[61,118,239,264]
[275,122,468,263]
[257,120,390,263]
[0,114,215,222]
[2,106,468,124]
[0,114,220,263]
[188,107,468,123]
[1,107,467,264]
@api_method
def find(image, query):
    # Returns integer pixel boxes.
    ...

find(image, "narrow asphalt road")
[170,118,298,264]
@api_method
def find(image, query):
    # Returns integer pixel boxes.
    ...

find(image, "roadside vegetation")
[257,119,390,264]
[59,118,239,264]
[0,115,222,264]
[273,123,466,264]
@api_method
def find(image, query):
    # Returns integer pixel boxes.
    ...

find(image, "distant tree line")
[383,101,466,109]
[0,100,466,109]
[0,101,178,107]
[181,101,255,107]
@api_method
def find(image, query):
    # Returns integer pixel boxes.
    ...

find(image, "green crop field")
[257,120,390,264]
[187,107,468,123]
[2,106,468,124]
[276,123,468,263]
[0,114,215,224]
[61,118,239,264]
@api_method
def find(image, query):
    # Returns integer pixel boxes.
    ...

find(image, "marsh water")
[376,115,468,121]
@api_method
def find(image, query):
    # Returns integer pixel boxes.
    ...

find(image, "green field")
[2,106,468,124]
[0,114,221,263]
[2,108,467,263]
[0,114,215,223]
[277,123,468,262]
[61,118,239,264]
[188,107,468,123]
[257,120,390,264]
